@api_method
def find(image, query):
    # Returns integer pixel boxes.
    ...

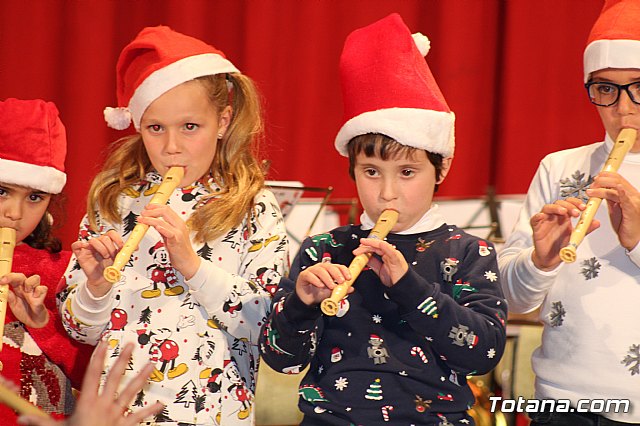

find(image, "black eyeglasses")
[585,81,640,107]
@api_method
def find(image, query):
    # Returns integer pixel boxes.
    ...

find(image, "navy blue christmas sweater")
[259,223,507,425]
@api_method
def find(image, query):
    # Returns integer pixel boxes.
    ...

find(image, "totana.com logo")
[489,396,631,414]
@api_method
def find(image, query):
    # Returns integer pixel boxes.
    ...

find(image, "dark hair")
[346,133,445,192]
[23,194,65,253]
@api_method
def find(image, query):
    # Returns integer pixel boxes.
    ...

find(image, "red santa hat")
[584,0,640,82]
[0,98,67,194]
[104,26,239,131]
[335,13,455,158]
[149,240,166,254]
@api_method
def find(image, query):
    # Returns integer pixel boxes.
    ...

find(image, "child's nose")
[2,199,22,221]
[616,89,637,114]
[165,131,182,154]
[380,179,398,201]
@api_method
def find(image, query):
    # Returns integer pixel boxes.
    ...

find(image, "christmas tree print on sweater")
[365,378,383,400]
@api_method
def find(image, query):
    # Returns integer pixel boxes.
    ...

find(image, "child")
[259,14,507,425]
[498,0,640,423]
[0,98,93,422]
[57,26,288,425]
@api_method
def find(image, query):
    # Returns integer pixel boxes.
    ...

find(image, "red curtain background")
[0,0,604,248]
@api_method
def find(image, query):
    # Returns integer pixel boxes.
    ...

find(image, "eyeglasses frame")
[584,81,640,107]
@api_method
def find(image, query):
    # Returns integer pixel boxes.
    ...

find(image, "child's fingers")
[32,285,48,300]
[87,236,119,260]
[82,340,109,396]
[15,415,57,426]
[124,401,165,425]
[322,263,351,284]
[103,343,135,399]
[366,255,383,273]
[356,238,394,257]
[139,217,175,240]
[306,263,350,286]
[539,203,575,218]
[140,205,185,233]
[117,362,153,409]
[71,240,88,255]
[301,268,335,289]
[105,230,125,248]
[23,275,41,293]
[0,272,28,287]
[6,290,16,306]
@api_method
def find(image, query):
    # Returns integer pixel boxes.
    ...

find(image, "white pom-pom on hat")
[103,107,132,130]
[412,32,431,57]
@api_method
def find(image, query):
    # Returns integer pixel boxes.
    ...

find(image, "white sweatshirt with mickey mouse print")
[58,171,288,425]
[260,207,507,425]
[499,135,640,423]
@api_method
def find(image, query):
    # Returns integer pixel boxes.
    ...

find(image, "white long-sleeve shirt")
[498,134,640,422]
[58,171,288,425]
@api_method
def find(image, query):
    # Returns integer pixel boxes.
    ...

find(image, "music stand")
[266,181,334,245]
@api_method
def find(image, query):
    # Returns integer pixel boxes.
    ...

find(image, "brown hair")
[23,194,64,253]
[87,73,265,242]
[346,133,445,191]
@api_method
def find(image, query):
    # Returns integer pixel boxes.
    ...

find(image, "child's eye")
[0,187,6,196]
[28,193,45,202]
[147,124,163,133]
[401,169,415,177]
[364,168,378,177]
[596,84,616,95]
[184,123,199,131]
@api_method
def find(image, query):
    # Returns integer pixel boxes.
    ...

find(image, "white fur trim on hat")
[584,39,640,82]
[0,158,66,194]
[334,108,455,157]
[128,53,239,130]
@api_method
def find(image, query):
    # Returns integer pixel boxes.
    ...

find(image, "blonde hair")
[87,73,265,242]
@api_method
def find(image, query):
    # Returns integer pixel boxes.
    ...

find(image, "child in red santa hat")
[57,26,287,425]
[0,98,93,422]
[260,13,506,425]
[500,0,640,423]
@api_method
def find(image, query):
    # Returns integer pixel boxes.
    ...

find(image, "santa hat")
[584,0,640,82]
[335,13,455,158]
[0,98,67,194]
[104,26,239,131]
[149,240,165,254]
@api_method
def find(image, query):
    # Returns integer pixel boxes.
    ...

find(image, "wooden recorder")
[320,209,399,316]
[559,128,638,263]
[103,166,185,283]
[0,380,49,418]
[0,227,16,352]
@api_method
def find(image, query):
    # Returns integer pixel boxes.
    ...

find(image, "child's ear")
[436,157,454,184]
[218,106,233,136]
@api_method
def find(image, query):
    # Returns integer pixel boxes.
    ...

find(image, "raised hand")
[352,238,408,287]
[588,171,640,251]
[530,197,600,271]
[296,262,352,306]
[3,273,48,328]
[17,341,163,426]
[136,203,200,280]
[71,230,123,297]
